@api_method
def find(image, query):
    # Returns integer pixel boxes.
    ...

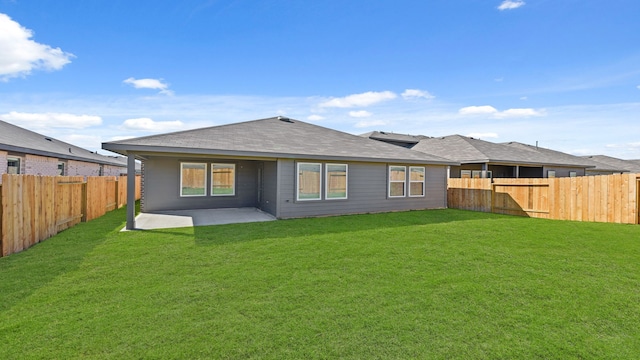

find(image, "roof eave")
[102,143,459,166]
[1,144,127,167]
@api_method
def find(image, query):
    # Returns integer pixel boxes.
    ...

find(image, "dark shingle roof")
[102,117,457,165]
[581,155,640,173]
[411,135,594,168]
[502,142,598,168]
[0,119,127,167]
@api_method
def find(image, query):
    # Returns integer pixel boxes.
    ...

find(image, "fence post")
[81,181,88,222]
[0,182,3,257]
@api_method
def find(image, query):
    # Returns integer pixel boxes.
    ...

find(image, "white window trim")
[7,157,21,174]
[388,165,406,198]
[297,162,322,201]
[325,163,348,200]
[211,163,236,197]
[180,162,207,197]
[409,166,426,197]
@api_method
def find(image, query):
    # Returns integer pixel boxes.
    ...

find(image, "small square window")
[7,157,20,174]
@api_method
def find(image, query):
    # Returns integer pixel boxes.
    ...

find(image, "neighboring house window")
[569,171,577,177]
[409,166,425,197]
[180,163,207,196]
[547,170,556,178]
[99,165,104,176]
[211,163,235,196]
[389,166,406,197]
[326,164,348,199]
[461,170,471,179]
[297,162,322,201]
[7,157,20,174]
[57,162,65,176]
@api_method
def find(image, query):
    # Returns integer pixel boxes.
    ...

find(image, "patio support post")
[126,153,136,230]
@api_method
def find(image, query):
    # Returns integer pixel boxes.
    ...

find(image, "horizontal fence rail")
[1,174,141,257]
[448,174,639,225]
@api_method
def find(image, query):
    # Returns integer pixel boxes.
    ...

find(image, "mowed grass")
[1,207,639,359]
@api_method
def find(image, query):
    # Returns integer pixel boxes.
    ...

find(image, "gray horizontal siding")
[276,159,448,219]
[542,166,585,177]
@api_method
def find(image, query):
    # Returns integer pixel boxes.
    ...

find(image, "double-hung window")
[388,166,406,197]
[326,164,348,199]
[212,163,235,196]
[180,163,207,196]
[7,157,20,174]
[409,166,425,197]
[297,162,322,201]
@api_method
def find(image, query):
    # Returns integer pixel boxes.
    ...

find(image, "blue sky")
[1,0,639,159]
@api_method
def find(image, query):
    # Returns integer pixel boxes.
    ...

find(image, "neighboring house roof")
[0,119,127,167]
[360,131,430,147]
[581,155,640,173]
[102,116,457,165]
[411,135,594,168]
[501,142,598,168]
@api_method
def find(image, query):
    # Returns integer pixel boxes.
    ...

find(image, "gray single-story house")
[102,116,458,229]
[362,132,597,178]
[580,155,640,175]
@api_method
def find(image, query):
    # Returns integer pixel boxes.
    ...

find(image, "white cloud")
[637,85,640,90]
[123,77,173,95]
[0,111,102,128]
[458,105,545,118]
[494,108,545,118]
[349,110,372,118]
[458,105,499,115]
[121,117,185,131]
[319,91,397,108]
[401,89,435,100]
[0,13,74,81]
[307,115,325,121]
[466,132,499,139]
[520,96,528,100]
[498,0,525,10]
[354,119,387,128]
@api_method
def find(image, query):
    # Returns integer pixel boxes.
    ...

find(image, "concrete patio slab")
[123,207,276,231]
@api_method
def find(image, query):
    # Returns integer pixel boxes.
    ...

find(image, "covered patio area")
[123,207,277,231]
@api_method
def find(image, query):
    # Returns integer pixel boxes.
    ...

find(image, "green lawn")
[1,206,639,359]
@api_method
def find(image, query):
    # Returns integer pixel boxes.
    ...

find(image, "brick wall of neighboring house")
[0,150,7,184]
[103,164,126,176]
[25,154,60,176]
[68,160,101,177]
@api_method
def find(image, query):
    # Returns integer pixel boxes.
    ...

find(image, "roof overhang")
[102,143,460,166]
[1,144,126,167]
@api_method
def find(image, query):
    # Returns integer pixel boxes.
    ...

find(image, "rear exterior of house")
[103,117,456,228]
[141,156,448,219]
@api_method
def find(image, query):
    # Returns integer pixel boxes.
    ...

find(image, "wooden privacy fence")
[0,174,141,257]
[448,173,640,224]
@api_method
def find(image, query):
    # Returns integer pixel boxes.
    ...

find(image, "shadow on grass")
[191,208,501,246]
[0,204,133,313]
